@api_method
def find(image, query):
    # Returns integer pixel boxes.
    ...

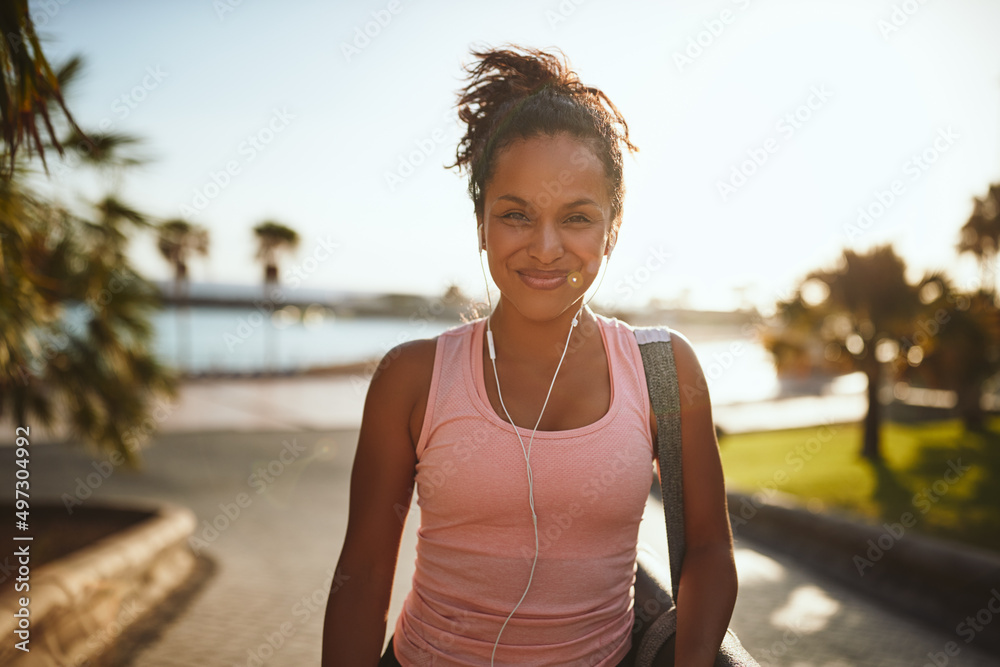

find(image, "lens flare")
[567,271,583,288]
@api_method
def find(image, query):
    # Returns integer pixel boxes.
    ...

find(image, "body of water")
[142,305,797,406]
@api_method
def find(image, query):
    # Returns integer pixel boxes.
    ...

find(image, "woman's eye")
[502,211,529,222]
[567,214,590,223]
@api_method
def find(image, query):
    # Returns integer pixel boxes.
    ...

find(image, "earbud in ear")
[477,223,485,251]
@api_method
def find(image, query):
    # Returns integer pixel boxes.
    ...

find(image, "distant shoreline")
[178,359,377,381]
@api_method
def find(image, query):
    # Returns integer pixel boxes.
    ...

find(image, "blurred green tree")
[957,183,1000,292]
[895,280,1000,433]
[766,245,923,462]
[0,3,178,466]
[0,0,84,176]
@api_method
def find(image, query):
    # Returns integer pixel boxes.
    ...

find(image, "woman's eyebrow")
[496,194,531,206]
[495,194,601,209]
[562,198,601,209]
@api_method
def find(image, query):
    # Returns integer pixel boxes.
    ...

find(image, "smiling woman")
[322,43,738,667]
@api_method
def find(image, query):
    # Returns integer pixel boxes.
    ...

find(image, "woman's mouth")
[517,269,568,290]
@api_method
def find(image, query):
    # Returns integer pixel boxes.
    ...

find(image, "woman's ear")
[605,226,617,256]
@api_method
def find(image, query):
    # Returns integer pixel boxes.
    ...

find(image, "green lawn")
[718,416,1000,554]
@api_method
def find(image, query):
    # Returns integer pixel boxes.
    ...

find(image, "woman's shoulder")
[593,311,678,342]
[375,318,485,446]
[596,313,701,377]
[372,317,484,402]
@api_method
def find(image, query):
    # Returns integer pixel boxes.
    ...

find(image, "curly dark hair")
[445,43,639,235]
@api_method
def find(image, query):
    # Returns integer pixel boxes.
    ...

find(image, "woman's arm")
[321,339,434,666]
[662,331,738,667]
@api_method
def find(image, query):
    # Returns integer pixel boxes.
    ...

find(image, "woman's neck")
[486,298,596,366]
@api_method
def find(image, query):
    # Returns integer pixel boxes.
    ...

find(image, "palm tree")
[767,245,923,461]
[252,220,299,370]
[895,276,1000,431]
[1,11,179,467]
[89,195,152,257]
[957,183,1000,292]
[157,219,210,373]
[61,127,148,193]
[253,220,299,284]
[1,166,179,466]
[0,0,87,177]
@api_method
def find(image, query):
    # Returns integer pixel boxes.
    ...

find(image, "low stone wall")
[0,501,197,666]
[727,490,1000,655]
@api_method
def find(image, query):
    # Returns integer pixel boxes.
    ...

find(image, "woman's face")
[479,131,615,322]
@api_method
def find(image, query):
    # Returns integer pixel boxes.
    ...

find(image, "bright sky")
[35,0,1000,312]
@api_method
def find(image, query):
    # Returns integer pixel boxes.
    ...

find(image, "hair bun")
[462,44,580,99]
[447,42,637,227]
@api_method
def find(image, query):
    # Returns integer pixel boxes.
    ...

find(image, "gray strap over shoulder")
[633,326,685,606]
[632,326,762,667]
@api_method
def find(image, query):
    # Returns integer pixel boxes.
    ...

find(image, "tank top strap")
[414,319,480,459]
[593,312,655,460]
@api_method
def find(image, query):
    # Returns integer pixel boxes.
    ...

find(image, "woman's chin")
[499,289,587,323]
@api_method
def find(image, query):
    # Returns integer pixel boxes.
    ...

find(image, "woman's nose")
[527,220,564,264]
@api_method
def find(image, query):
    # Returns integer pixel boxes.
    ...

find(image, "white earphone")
[477,221,611,664]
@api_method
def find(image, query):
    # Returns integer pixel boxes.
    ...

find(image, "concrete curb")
[0,500,197,666]
[726,490,1000,654]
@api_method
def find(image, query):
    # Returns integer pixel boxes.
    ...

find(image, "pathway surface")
[0,370,874,445]
[5,376,999,666]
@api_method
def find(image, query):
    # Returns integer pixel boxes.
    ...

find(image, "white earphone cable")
[477,224,612,665]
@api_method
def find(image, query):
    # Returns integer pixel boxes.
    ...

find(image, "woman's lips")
[517,270,567,290]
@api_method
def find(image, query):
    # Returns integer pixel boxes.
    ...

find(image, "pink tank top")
[392,312,656,666]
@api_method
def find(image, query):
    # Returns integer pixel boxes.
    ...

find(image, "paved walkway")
[0,373,871,443]
[8,377,1000,665]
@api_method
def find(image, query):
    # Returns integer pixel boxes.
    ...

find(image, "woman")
[322,44,737,666]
